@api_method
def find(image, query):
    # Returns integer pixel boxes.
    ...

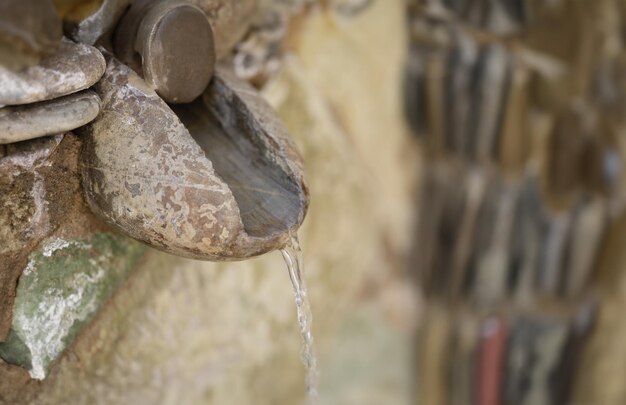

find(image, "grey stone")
[0,38,105,107]
[0,91,101,145]
[115,0,217,104]
[135,0,216,103]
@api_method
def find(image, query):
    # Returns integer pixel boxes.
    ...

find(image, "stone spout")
[79,55,309,260]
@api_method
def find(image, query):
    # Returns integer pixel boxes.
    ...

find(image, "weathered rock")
[0,91,101,145]
[0,132,117,344]
[63,0,132,45]
[0,38,105,107]
[0,233,145,380]
[135,0,216,103]
[0,0,63,72]
[0,137,64,256]
[0,136,64,341]
[80,56,308,260]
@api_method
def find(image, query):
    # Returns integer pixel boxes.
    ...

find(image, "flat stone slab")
[0,90,101,144]
[0,38,105,107]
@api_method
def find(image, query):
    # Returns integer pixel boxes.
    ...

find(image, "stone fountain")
[0,0,309,381]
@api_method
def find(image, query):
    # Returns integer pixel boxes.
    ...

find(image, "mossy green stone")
[0,233,145,379]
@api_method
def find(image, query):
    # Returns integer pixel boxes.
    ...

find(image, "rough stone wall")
[0,1,418,403]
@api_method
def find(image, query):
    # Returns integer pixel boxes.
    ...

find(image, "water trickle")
[281,234,319,405]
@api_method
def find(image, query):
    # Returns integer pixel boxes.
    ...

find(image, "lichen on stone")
[0,232,145,379]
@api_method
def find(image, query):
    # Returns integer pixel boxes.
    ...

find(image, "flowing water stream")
[281,234,319,405]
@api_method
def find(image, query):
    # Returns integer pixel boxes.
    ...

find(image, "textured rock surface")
[0,233,145,380]
[80,56,243,259]
[0,137,63,340]
[0,39,105,107]
[0,91,101,144]
[0,132,111,341]
[0,1,416,404]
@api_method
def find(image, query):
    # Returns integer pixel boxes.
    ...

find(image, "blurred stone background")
[406,1,626,405]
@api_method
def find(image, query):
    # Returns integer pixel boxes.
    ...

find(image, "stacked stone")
[405,1,626,404]
[0,4,104,145]
[0,1,113,372]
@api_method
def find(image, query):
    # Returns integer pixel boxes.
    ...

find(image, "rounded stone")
[0,38,105,107]
[136,0,216,104]
[0,90,101,144]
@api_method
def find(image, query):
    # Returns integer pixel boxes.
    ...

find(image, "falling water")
[281,234,319,405]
